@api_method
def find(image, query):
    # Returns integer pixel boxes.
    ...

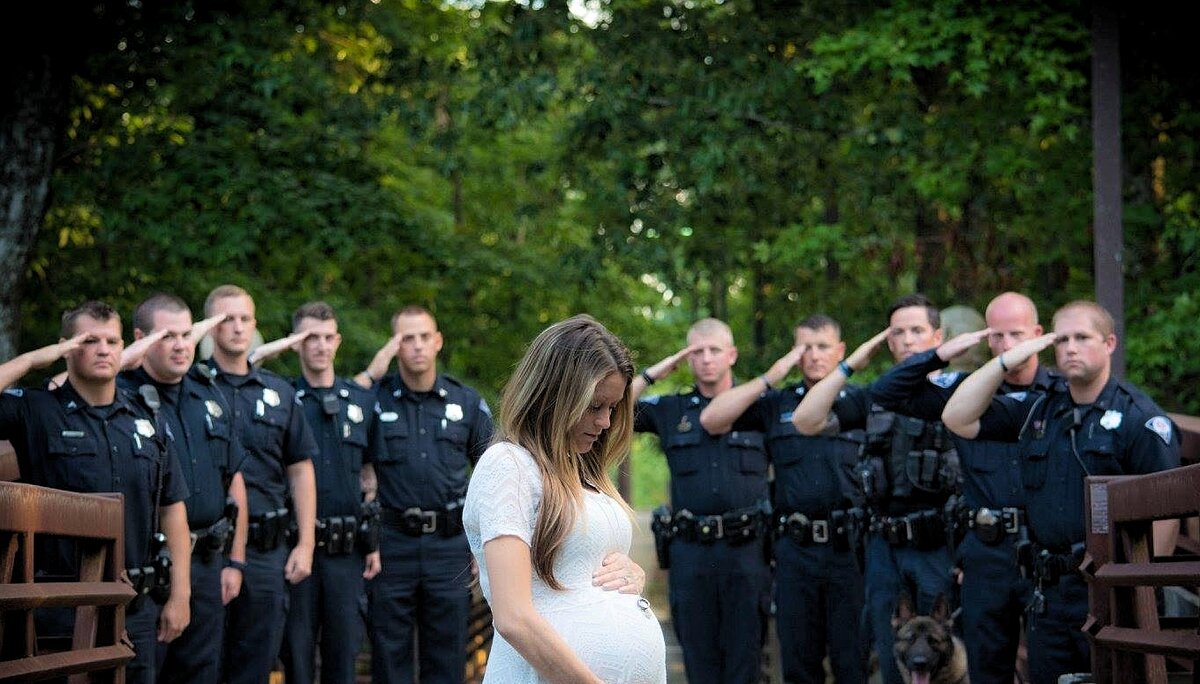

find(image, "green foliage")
[17,0,1200,427]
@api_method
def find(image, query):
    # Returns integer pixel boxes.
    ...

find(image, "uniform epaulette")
[1114,379,1165,416]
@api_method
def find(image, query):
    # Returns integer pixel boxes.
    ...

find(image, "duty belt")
[380,505,464,537]
[249,507,292,552]
[1023,542,1086,616]
[190,516,233,561]
[315,515,360,555]
[775,508,863,547]
[870,509,948,550]
[671,504,767,544]
[965,506,1026,545]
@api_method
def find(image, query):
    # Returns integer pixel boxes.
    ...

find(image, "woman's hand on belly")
[592,551,646,594]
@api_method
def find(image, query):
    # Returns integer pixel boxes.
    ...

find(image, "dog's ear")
[893,593,916,629]
[930,592,950,624]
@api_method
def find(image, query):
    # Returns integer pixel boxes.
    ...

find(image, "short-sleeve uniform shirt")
[0,382,188,572]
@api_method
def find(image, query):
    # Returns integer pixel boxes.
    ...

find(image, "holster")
[249,507,291,552]
[358,500,381,554]
[191,498,237,562]
[649,505,673,569]
[127,532,172,609]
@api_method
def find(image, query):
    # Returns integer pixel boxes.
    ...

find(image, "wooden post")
[1092,0,1125,377]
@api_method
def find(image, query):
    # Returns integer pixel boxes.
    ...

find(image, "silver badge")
[445,403,463,422]
[380,411,399,423]
[205,400,223,418]
[347,404,363,424]
[135,419,156,438]
[339,388,349,398]
[262,388,280,407]
[1099,410,1123,430]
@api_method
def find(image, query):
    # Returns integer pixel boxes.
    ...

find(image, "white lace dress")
[464,442,667,684]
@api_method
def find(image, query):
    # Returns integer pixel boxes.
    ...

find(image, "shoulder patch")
[1145,416,1173,445]
[1004,391,1028,402]
[640,395,661,405]
[3,388,23,397]
[929,371,961,389]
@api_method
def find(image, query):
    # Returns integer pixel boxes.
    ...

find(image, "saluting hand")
[122,328,168,370]
[998,332,1057,369]
[936,328,992,363]
[845,328,891,372]
[27,333,89,369]
[190,313,228,344]
[643,344,698,384]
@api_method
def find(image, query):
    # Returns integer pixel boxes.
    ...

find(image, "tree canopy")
[7,1,1199,470]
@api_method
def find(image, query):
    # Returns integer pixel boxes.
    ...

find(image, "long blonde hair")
[497,314,635,590]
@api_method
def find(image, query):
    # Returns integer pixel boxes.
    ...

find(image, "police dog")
[892,593,968,684]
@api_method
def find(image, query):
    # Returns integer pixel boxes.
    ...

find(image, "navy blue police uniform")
[822,375,961,684]
[207,361,319,684]
[368,372,492,684]
[282,377,385,684]
[734,382,870,684]
[0,382,188,684]
[975,376,1179,684]
[118,366,242,684]
[871,349,1056,684]
[636,386,771,684]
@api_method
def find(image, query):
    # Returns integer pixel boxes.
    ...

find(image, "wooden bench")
[0,482,135,682]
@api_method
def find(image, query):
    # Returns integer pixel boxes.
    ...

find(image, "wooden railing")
[1080,415,1200,684]
[0,481,135,682]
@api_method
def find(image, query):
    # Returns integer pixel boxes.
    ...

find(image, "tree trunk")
[1,51,68,360]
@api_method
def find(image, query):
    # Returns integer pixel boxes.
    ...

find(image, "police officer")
[279,302,385,684]
[700,315,867,684]
[869,292,1055,684]
[0,301,191,684]
[355,305,492,684]
[942,300,1180,684]
[119,293,249,684]
[792,294,958,684]
[633,318,771,684]
[203,285,319,684]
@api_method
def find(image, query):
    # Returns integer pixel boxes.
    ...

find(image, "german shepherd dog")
[892,593,969,684]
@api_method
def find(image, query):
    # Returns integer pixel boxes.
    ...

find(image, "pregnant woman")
[464,314,667,683]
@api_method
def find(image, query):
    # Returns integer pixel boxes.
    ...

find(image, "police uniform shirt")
[735,383,868,515]
[977,376,1180,550]
[372,373,492,511]
[118,367,243,530]
[0,382,188,571]
[634,386,769,515]
[294,376,384,519]
[870,348,1058,510]
[207,361,318,516]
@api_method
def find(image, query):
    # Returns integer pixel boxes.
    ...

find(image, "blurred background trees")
[4,0,1196,502]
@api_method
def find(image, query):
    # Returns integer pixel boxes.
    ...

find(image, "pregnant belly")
[540,592,666,684]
